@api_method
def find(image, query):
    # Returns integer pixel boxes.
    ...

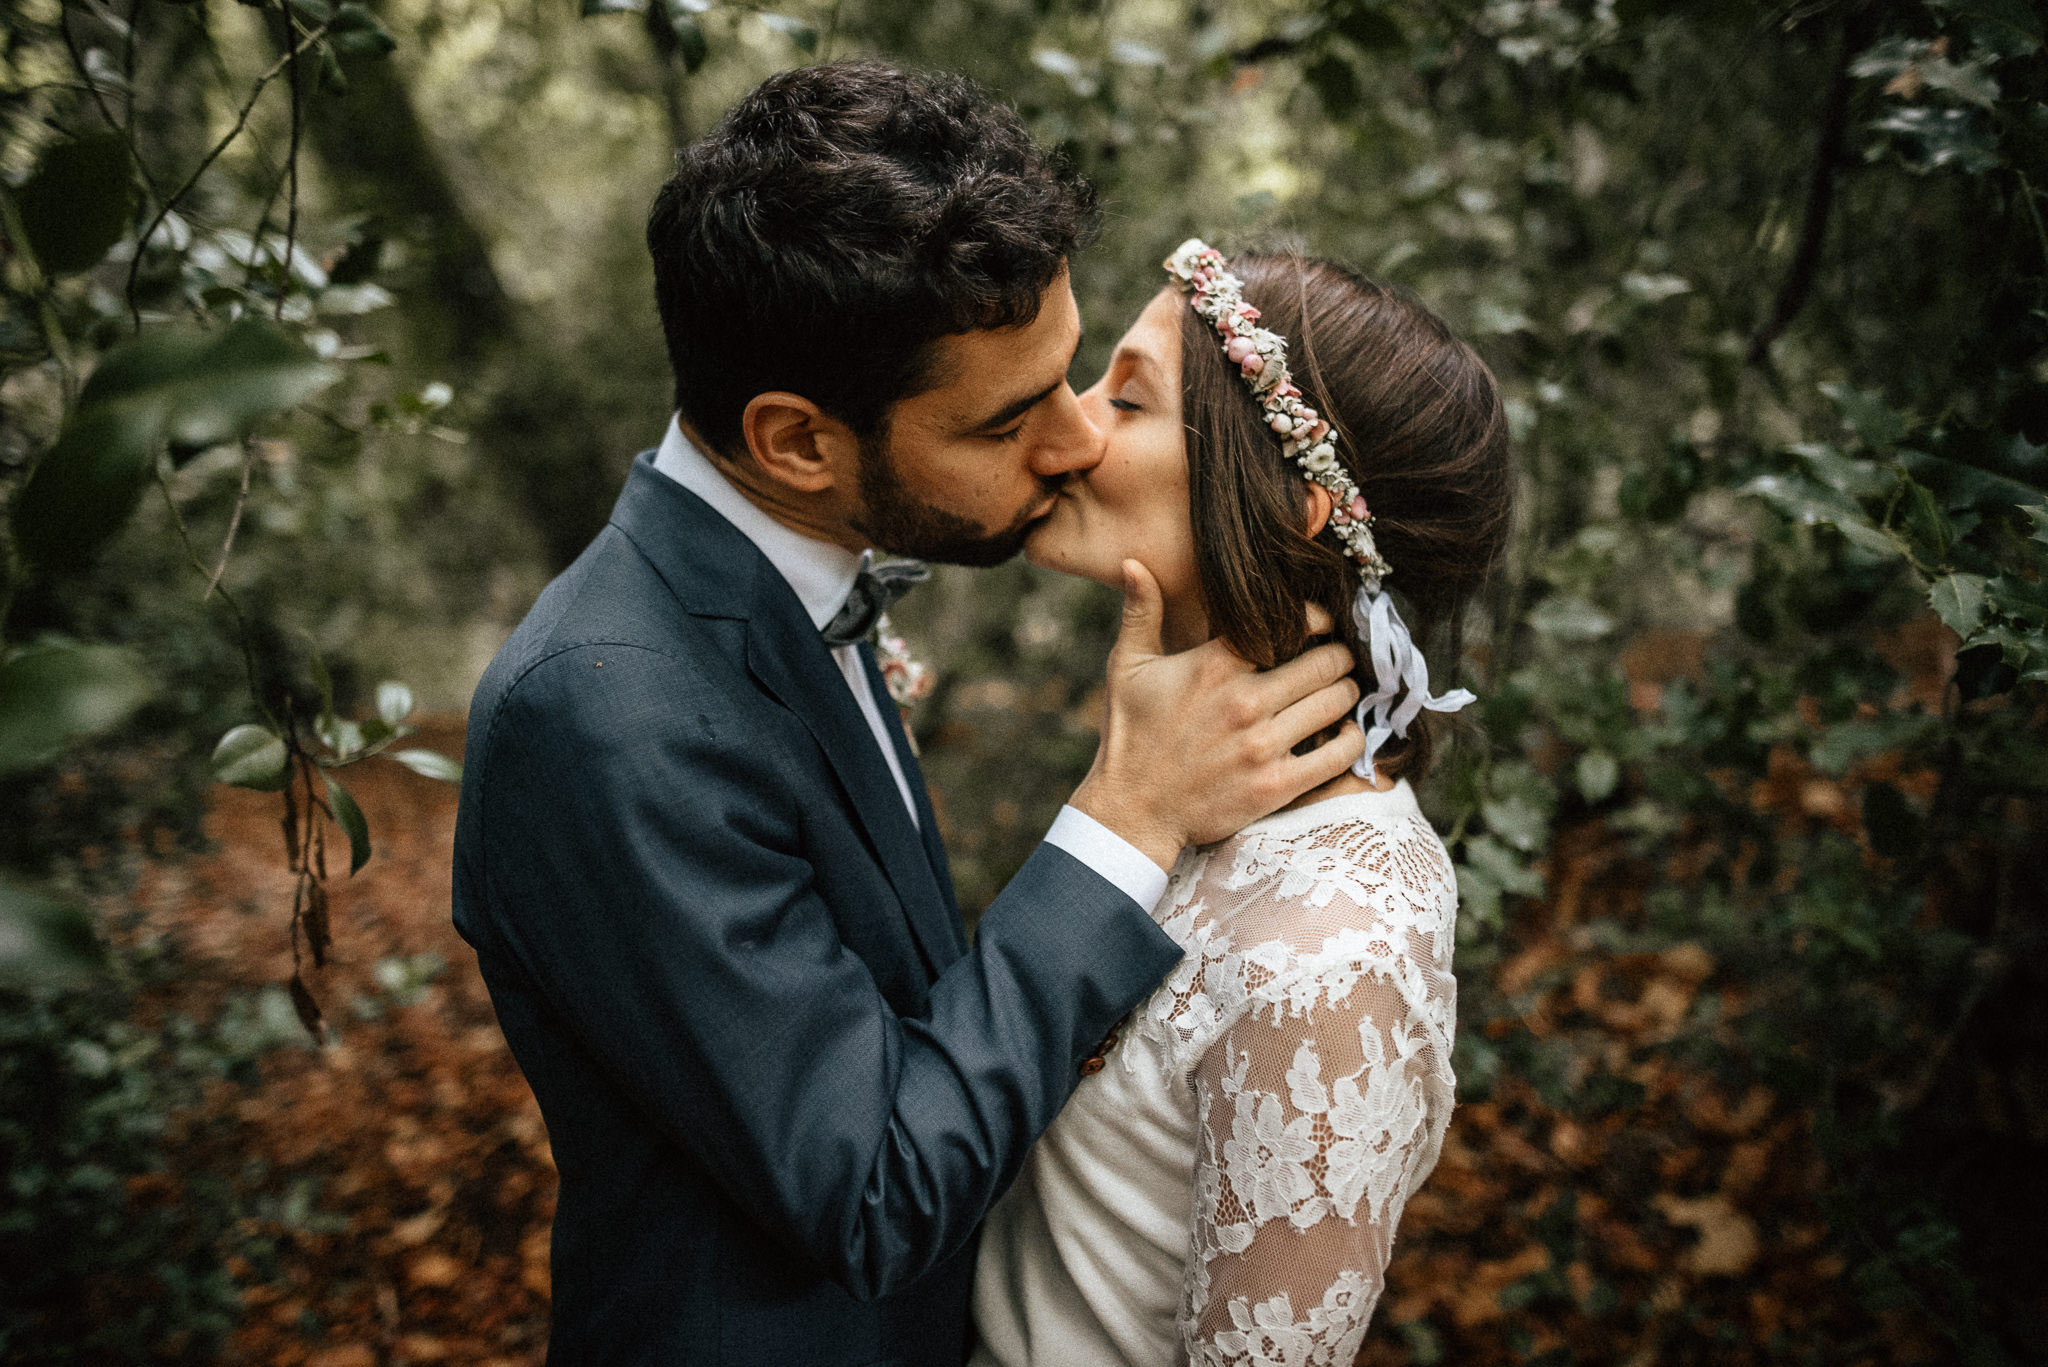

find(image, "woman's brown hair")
[1180,253,1514,780]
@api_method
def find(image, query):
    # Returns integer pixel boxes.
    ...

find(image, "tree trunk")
[269,2,513,366]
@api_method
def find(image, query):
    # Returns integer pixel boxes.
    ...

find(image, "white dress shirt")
[650,417,1169,913]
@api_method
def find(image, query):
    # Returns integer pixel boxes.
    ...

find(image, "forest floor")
[132,718,1905,1367]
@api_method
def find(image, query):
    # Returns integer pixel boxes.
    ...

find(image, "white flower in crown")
[1164,238,1394,590]
[872,612,934,716]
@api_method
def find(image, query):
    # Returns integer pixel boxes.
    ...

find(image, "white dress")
[971,781,1459,1367]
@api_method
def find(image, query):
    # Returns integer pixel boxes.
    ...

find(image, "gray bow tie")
[820,557,930,646]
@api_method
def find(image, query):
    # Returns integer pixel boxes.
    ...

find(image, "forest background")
[1,0,2044,1362]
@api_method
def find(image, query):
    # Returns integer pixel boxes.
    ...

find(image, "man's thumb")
[1114,559,1166,660]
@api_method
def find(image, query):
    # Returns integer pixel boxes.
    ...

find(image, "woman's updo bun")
[1180,252,1514,779]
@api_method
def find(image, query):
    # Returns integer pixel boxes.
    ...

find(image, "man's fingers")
[1252,640,1356,709]
[1282,719,1367,794]
[1267,676,1362,753]
[1304,600,1335,636]
[1112,558,1166,664]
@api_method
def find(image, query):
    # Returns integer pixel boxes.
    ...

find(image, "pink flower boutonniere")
[873,613,934,747]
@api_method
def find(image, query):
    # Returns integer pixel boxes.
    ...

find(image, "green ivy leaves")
[11,320,338,568]
[212,725,291,791]
[0,642,152,775]
[9,132,135,278]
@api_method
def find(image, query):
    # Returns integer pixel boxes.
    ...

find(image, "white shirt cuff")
[1043,805,1171,915]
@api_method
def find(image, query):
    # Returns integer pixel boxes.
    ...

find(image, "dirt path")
[138,720,553,1367]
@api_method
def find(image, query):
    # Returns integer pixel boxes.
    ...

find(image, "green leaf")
[389,748,463,783]
[328,2,398,58]
[1928,0,2043,57]
[1454,862,1503,931]
[1527,595,1614,640]
[308,646,336,737]
[1810,714,1932,776]
[1819,382,1908,450]
[1331,1,1405,51]
[10,321,338,566]
[8,406,159,568]
[1929,573,1989,636]
[1463,834,1545,897]
[324,775,371,874]
[2022,503,2048,547]
[0,878,104,991]
[758,13,818,52]
[1870,105,2003,174]
[1304,54,1363,117]
[1741,473,1901,557]
[318,716,364,760]
[1481,793,1549,853]
[669,11,708,70]
[12,132,135,277]
[580,0,643,12]
[0,643,151,774]
[318,46,348,92]
[1787,441,1894,500]
[1576,749,1620,802]
[157,320,340,454]
[375,681,415,726]
[1895,480,1954,564]
[1986,572,2048,620]
[212,724,291,791]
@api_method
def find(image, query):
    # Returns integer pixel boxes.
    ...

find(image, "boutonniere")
[873,613,935,741]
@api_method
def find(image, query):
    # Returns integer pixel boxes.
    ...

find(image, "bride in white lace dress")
[974,243,1513,1367]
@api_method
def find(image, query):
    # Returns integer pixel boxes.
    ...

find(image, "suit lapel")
[609,453,962,980]
[742,581,958,980]
[855,643,965,959]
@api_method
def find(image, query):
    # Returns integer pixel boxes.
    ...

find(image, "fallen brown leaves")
[134,721,555,1367]
[131,724,1895,1367]
[1360,824,1890,1367]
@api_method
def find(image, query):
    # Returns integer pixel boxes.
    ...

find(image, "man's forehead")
[917,282,1081,425]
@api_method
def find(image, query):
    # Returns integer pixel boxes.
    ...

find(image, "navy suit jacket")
[452,452,1182,1367]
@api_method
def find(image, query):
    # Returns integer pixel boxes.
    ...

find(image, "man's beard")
[848,428,1053,568]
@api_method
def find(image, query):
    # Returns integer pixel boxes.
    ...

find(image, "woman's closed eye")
[1108,397,1142,413]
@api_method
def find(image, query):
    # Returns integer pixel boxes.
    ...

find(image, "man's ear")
[740,392,859,494]
[1302,482,1335,539]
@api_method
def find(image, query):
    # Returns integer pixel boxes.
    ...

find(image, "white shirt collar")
[651,414,863,632]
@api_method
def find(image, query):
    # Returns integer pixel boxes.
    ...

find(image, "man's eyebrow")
[965,333,1085,431]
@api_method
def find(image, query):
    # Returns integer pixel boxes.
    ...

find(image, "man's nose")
[1033,384,1106,478]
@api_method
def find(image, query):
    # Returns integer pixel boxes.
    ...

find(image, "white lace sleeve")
[1177,847,1456,1366]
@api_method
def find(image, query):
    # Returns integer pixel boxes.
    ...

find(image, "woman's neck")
[1281,762,1392,813]
[1161,589,1392,807]
[1159,592,1210,656]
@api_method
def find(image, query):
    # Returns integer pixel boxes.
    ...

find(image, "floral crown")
[1164,237,1475,778]
[1163,238,1392,591]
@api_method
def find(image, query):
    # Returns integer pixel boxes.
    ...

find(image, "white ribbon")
[1350,585,1476,778]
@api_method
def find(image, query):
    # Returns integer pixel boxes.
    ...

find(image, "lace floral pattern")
[1133,807,1458,1367]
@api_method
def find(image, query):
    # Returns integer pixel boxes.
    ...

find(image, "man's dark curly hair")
[647,61,1100,456]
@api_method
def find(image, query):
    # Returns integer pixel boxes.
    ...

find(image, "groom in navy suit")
[453,62,1365,1367]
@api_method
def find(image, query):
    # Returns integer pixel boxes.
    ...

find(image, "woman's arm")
[1181,951,1454,1366]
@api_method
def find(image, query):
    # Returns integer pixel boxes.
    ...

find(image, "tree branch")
[124,15,334,327]
[1746,13,1872,366]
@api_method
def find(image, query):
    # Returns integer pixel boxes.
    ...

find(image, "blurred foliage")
[1,0,2045,1359]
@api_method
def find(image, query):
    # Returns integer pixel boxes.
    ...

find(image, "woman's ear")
[1302,481,1335,539]
[741,392,857,494]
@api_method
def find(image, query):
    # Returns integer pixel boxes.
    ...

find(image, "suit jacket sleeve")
[468,641,1182,1300]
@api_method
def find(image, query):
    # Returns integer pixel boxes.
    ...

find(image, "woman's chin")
[1024,518,1118,587]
